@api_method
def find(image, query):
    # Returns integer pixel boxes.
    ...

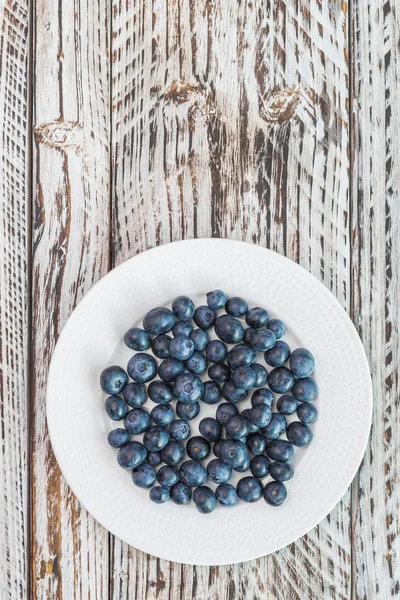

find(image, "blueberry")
[263,481,287,506]
[213,439,223,457]
[214,315,244,344]
[124,408,151,434]
[147,451,162,466]
[208,363,231,383]
[246,433,266,455]
[148,380,173,404]
[225,296,248,317]
[292,377,318,402]
[237,476,263,502]
[243,327,257,345]
[160,440,185,465]
[233,365,257,390]
[269,461,294,482]
[122,382,147,408]
[174,373,204,403]
[267,319,286,339]
[250,455,271,478]
[180,460,207,487]
[143,306,176,335]
[169,335,195,360]
[206,289,227,310]
[199,417,222,442]
[206,340,227,363]
[186,436,210,460]
[286,421,313,447]
[127,353,157,384]
[297,402,318,423]
[170,482,192,505]
[264,341,291,368]
[207,459,232,484]
[226,343,255,369]
[251,388,274,407]
[172,321,193,338]
[225,415,249,440]
[216,402,239,426]
[268,367,295,394]
[290,348,315,378]
[219,440,249,468]
[193,486,217,514]
[131,463,156,488]
[158,358,185,383]
[149,486,170,504]
[221,379,248,403]
[184,351,208,375]
[107,428,130,448]
[190,328,210,351]
[277,394,298,415]
[251,363,268,387]
[233,456,251,472]
[261,413,287,440]
[169,420,191,441]
[143,425,170,451]
[157,464,180,487]
[215,483,238,507]
[266,439,294,462]
[117,441,147,469]
[150,404,175,426]
[105,396,128,421]
[171,295,195,321]
[250,329,276,352]
[100,366,128,395]
[151,334,172,359]
[176,401,200,421]
[245,307,269,328]
[194,305,216,330]
[248,404,272,428]
[124,327,151,351]
[240,409,259,433]
[201,381,221,405]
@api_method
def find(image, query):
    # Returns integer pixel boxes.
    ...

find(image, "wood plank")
[0,1,30,598]
[31,0,111,597]
[111,0,350,598]
[350,0,400,597]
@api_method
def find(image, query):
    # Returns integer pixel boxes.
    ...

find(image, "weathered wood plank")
[0,1,30,598]
[111,0,350,598]
[351,0,400,597]
[31,0,111,597]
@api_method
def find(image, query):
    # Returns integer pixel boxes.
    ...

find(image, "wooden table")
[1,0,399,598]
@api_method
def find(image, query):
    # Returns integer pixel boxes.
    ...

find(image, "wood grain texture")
[31,0,110,598]
[351,0,400,598]
[0,1,30,598]
[110,1,350,598]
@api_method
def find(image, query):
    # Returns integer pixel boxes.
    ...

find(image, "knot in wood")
[164,80,204,105]
[33,120,85,150]
[260,88,300,123]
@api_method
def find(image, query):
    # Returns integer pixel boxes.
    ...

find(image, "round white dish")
[47,238,372,565]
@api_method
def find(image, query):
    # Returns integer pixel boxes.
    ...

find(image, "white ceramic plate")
[47,239,372,565]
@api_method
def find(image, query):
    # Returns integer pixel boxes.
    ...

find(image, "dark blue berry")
[213,439,223,457]
[250,329,276,352]
[261,413,287,440]
[277,394,298,415]
[193,486,217,514]
[170,482,191,505]
[117,441,147,469]
[105,396,128,421]
[201,381,221,405]
[216,402,239,426]
[149,486,170,503]
[237,476,263,502]
[127,353,157,384]
[215,315,244,344]
[148,380,173,404]
[173,373,204,403]
[158,358,185,383]
[245,307,269,328]
[292,377,318,402]
[186,436,210,460]
[206,289,227,310]
[251,388,274,407]
[194,305,216,329]
[264,341,291,367]
[190,329,210,351]
[290,348,315,378]
[246,433,266,455]
[124,408,151,434]
[219,440,249,468]
[266,439,294,462]
[233,365,257,390]
[107,428,129,448]
[160,440,185,465]
[100,366,128,395]
[233,456,251,473]
[250,455,270,479]
[131,463,156,488]
[143,425,170,451]
[215,483,238,507]
[297,402,318,423]
[147,451,162,466]
[269,461,294,482]
[123,382,147,408]
[172,321,193,337]
[169,335,195,360]
[251,363,268,387]
[180,460,207,487]
[157,464,180,487]
[143,306,176,335]
[151,334,172,359]
[286,421,313,447]
[249,404,272,428]
[207,459,232,484]
[206,339,227,363]
[263,481,287,506]
[243,327,257,345]
[150,404,174,426]
[268,367,295,394]
[184,351,207,374]
[169,420,190,441]
[226,343,255,369]
[225,296,248,317]
[176,401,200,421]
[124,327,151,351]
[221,379,248,403]
[199,417,222,442]
[240,408,259,433]
[225,415,249,440]
[171,296,195,321]
[267,319,286,339]
[208,363,231,383]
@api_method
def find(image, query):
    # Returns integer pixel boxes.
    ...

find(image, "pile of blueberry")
[100,291,317,514]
